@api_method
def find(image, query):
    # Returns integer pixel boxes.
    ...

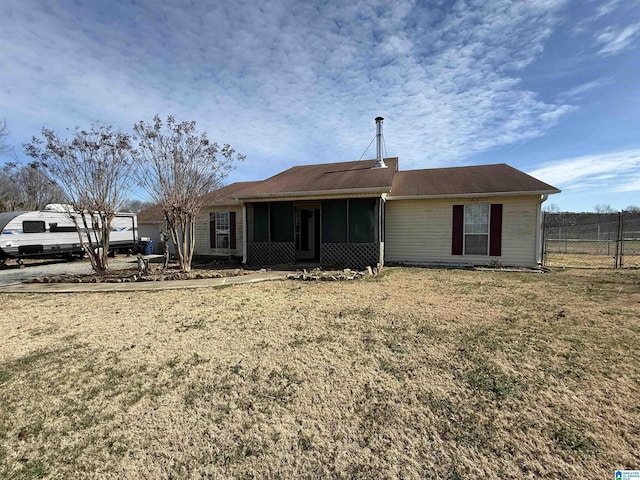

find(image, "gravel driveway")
[0,256,140,286]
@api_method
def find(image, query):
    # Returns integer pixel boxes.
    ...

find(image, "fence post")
[619,212,625,268]
[614,212,623,268]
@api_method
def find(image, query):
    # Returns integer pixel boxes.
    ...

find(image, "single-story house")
[199,158,559,269]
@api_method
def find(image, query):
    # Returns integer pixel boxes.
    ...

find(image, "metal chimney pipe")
[374,116,387,169]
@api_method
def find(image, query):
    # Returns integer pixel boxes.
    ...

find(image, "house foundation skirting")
[321,243,381,270]
[247,242,295,265]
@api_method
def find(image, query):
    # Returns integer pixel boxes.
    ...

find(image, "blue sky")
[1,0,639,212]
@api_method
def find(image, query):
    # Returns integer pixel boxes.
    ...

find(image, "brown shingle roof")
[136,204,164,223]
[137,181,262,223]
[236,158,398,198]
[138,162,558,220]
[200,181,262,206]
[390,164,560,197]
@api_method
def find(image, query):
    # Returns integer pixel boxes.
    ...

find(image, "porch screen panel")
[322,200,347,243]
[253,203,269,242]
[270,201,294,242]
[349,198,376,243]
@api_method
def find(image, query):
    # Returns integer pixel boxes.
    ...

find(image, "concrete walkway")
[0,270,294,294]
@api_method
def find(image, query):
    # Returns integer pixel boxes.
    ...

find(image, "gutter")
[237,186,391,201]
[385,189,561,200]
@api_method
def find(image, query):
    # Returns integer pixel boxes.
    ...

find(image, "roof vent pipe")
[373,116,387,169]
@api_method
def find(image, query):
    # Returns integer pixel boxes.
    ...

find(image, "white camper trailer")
[0,207,139,263]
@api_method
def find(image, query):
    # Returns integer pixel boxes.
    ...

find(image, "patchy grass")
[0,267,639,478]
[545,251,640,268]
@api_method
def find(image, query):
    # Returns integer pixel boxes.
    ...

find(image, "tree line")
[1,116,244,274]
[543,203,640,214]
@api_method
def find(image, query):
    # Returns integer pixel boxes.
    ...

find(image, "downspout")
[380,194,386,267]
[242,202,248,264]
[536,194,549,267]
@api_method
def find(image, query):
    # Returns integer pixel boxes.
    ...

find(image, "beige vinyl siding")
[385,196,540,267]
[194,206,243,257]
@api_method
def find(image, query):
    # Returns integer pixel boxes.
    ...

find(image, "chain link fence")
[543,212,640,268]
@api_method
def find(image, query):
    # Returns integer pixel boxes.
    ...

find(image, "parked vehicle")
[0,206,139,264]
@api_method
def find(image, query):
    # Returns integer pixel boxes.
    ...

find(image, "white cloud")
[528,149,640,191]
[557,78,610,101]
[616,176,640,192]
[596,23,640,56]
[0,0,573,174]
[595,0,623,17]
[571,0,639,34]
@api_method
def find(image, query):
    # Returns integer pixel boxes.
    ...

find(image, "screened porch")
[245,197,384,269]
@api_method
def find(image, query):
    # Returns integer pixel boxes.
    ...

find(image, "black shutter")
[489,204,503,256]
[229,211,236,250]
[452,205,464,255]
[210,212,217,248]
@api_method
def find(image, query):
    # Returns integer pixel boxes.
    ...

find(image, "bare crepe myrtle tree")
[25,125,135,274]
[132,115,244,272]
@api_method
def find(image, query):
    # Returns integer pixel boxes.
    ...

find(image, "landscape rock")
[286,267,373,282]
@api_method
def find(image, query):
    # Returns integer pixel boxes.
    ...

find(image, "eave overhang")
[237,186,391,202]
[386,189,561,201]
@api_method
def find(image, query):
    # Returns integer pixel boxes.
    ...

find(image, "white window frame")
[215,211,230,249]
[463,204,490,255]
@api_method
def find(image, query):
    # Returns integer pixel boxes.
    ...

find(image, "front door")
[295,207,318,261]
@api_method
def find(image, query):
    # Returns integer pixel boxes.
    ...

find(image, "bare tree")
[0,122,17,209]
[25,125,135,274]
[0,119,12,155]
[0,163,20,211]
[132,115,244,272]
[625,205,640,213]
[121,198,154,213]
[0,161,65,211]
[594,204,615,214]
[18,162,65,210]
[543,203,560,213]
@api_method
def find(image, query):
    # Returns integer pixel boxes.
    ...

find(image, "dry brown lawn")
[1,267,639,479]
[545,249,640,269]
